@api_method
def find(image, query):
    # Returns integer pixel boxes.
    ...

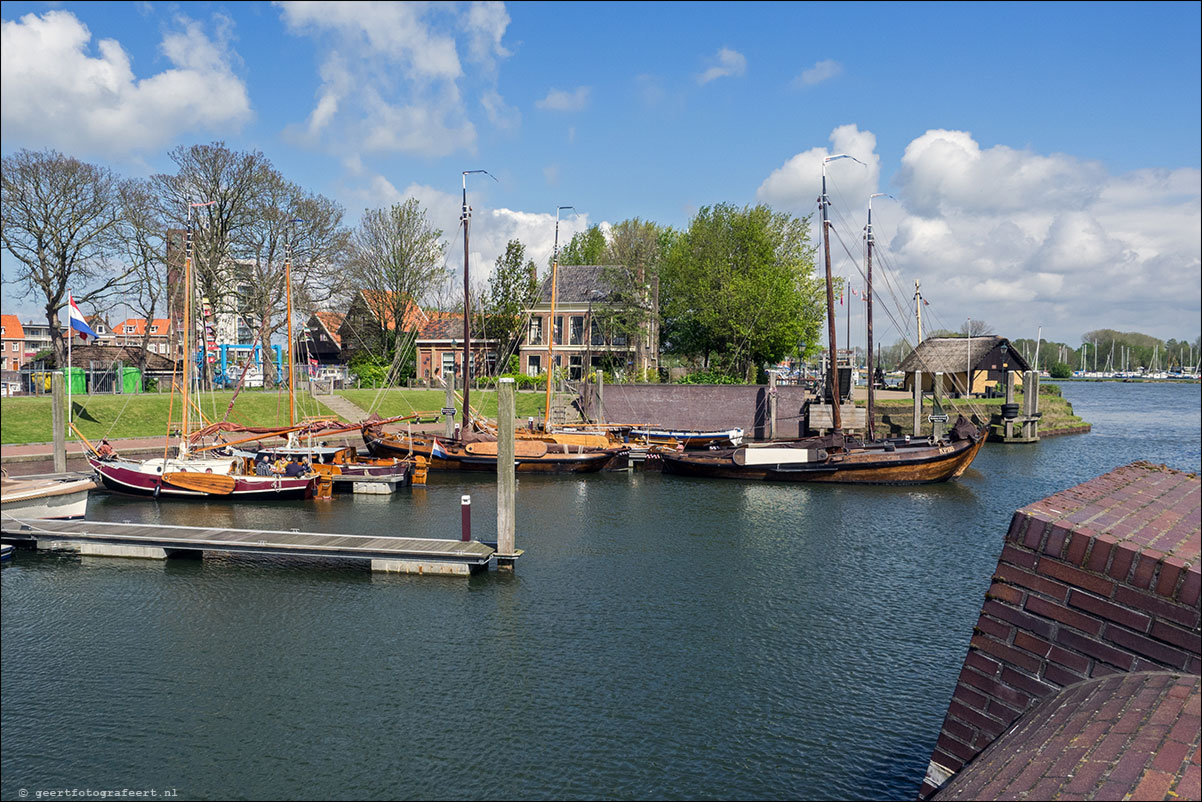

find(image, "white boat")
[1,475,94,520]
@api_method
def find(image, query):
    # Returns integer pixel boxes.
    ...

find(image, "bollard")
[497,377,516,564]
[461,495,471,541]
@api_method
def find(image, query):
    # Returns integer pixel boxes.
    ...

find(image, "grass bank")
[869,384,1090,439]
[1,387,556,445]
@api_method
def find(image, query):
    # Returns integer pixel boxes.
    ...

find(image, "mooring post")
[1004,370,1016,440]
[596,371,604,424]
[1024,370,1040,440]
[460,495,471,541]
[932,371,946,439]
[768,370,778,440]
[497,377,516,569]
[912,370,923,438]
[444,372,456,440]
[52,371,67,473]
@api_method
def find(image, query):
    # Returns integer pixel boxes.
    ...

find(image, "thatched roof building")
[899,336,1031,395]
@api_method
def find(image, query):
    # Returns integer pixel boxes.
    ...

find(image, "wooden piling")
[768,371,777,441]
[912,370,923,438]
[444,372,456,440]
[497,377,516,569]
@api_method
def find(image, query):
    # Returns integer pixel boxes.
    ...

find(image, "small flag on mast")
[67,295,98,341]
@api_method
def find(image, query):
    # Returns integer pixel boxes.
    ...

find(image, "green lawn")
[335,388,551,422]
[1,389,334,445]
[1,387,555,444]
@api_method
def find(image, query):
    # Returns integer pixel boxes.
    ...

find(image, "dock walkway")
[1,518,495,575]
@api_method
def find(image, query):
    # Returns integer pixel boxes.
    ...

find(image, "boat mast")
[866,192,890,440]
[545,205,574,432]
[914,280,924,343]
[460,170,495,431]
[820,154,863,433]
[181,200,216,458]
[285,228,296,427]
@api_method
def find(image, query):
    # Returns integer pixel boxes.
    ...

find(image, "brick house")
[1,314,25,371]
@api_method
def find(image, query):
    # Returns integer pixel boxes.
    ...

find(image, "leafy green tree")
[659,203,823,381]
[556,224,607,266]
[593,218,671,375]
[478,239,538,372]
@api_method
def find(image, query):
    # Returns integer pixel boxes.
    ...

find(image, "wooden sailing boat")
[88,205,316,500]
[659,157,987,484]
[363,181,627,473]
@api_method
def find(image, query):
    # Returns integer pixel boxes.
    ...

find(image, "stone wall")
[921,461,1201,798]
[579,383,812,440]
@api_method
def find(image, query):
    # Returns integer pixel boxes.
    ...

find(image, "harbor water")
[2,381,1199,801]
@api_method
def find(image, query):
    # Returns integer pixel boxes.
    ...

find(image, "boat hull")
[89,457,314,500]
[363,428,623,474]
[660,435,986,485]
[1,477,94,520]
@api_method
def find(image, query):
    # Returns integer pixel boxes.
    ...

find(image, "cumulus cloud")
[535,86,591,112]
[756,126,1200,342]
[277,1,513,157]
[0,9,251,157]
[697,47,746,85]
[793,59,843,87]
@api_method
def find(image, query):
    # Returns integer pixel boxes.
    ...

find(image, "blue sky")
[2,1,1199,350]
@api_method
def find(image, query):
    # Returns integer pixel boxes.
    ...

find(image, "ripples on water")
[2,382,1199,800]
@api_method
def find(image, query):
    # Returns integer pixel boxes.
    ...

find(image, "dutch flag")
[431,438,447,459]
[68,295,98,341]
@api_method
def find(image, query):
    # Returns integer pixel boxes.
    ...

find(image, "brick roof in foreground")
[934,671,1200,801]
[922,461,1201,799]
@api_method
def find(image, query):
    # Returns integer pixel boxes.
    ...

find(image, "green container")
[63,367,85,394]
[121,366,142,394]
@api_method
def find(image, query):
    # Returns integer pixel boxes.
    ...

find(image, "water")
[3,382,1199,801]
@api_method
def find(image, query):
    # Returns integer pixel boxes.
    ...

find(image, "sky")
[1,0,1199,351]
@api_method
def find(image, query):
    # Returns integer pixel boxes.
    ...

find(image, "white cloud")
[756,126,1201,343]
[277,1,514,158]
[794,59,842,87]
[697,47,747,85]
[347,175,597,298]
[535,86,591,112]
[0,10,251,157]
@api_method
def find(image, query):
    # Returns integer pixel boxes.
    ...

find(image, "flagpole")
[67,304,72,438]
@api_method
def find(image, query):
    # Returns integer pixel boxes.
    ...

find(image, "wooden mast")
[866,192,890,440]
[820,154,863,437]
[544,205,574,432]
[459,170,494,431]
[182,219,192,457]
[285,231,296,427]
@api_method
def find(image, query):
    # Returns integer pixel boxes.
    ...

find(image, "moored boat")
[363,426,626,473]
[1,474,95,520]
[88,454,314,500]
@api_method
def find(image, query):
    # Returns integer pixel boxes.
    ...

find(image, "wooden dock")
[0,518,496,576]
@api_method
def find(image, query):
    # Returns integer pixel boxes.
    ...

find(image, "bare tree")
[1,149,128,363]
[234,172,350,386]
[959,319,993,337]
[152,142,272,387]
[346,199,448,382]
[114,178,168,380]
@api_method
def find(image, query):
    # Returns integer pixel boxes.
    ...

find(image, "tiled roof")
[417,313,464,341]
[359,290,427,331]
[1,314,25,340]
[114,318,172,337]
[313,311,344,346]
[537,264,623,304]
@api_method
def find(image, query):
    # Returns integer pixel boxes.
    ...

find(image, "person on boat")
[255,456,274,477]
[284,457,305,478]
[271,457,288,475]
[96,439,116,460]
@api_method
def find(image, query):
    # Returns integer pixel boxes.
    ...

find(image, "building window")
[527,354,541,376]
[569,354,583,381]
[569,316,585,346]
[528,316,543,345]
[553,316,564,346]
[590,318,605,346]
[441,351,455,378]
